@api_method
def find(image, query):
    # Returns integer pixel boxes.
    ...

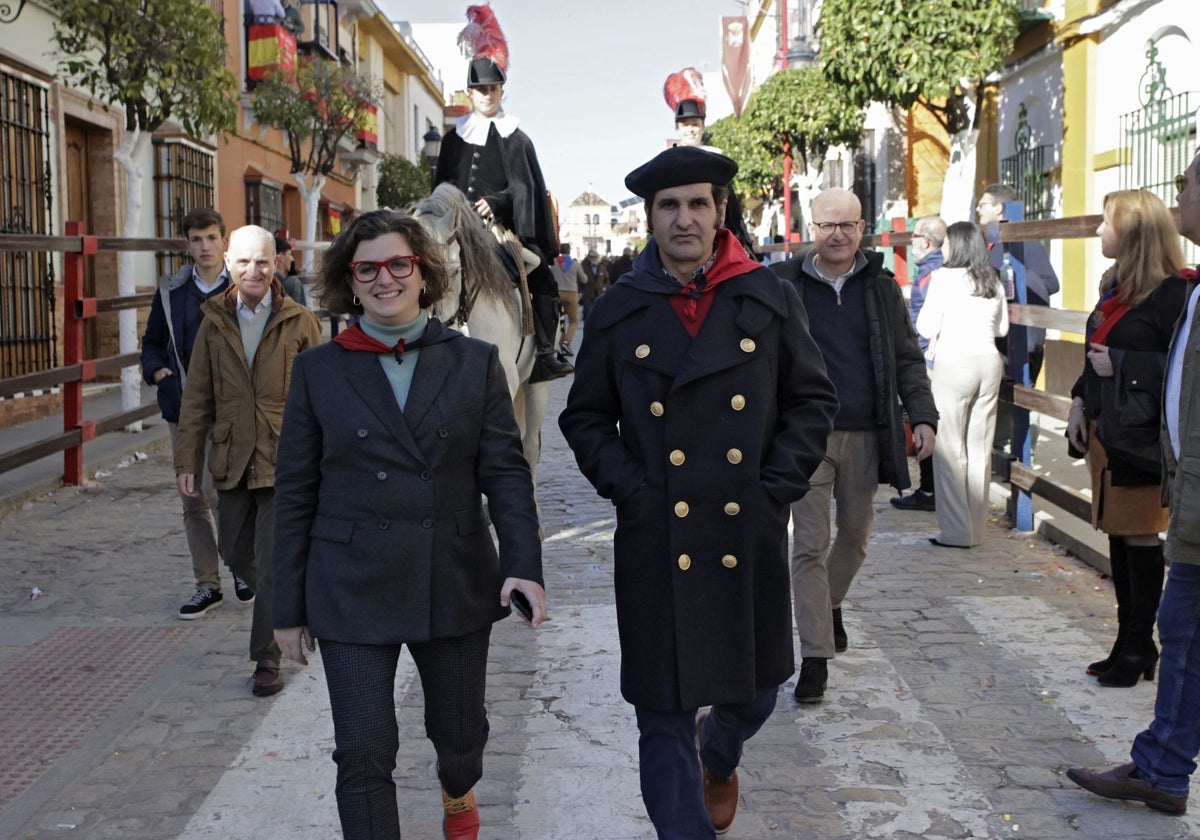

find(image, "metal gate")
[0,67,55,379]
[1118,36,1197,262]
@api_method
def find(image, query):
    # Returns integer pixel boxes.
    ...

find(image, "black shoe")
[793,657,828,703]
[1066,762,1187,815]
[233,574,255,604]
[530,352,573,383]
[832,608,848,653]
[890,490,935,511]
[1096,648,1158,687]
[179,586,222,620]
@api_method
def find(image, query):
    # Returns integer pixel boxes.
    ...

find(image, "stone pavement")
[1,371,1198,840]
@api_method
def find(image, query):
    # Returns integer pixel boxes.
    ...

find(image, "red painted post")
[782,141,792,255]
[891,217,908,289]
[62,221,96,485]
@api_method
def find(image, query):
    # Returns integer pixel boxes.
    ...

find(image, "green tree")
[817,0,1020,134]
[742,67,865,178]
[705,115,780,201]
[377,153,433,209]
[253,58,381,267]
[50,0,237,415]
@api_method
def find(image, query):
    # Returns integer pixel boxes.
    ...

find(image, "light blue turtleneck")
[358,312,429,411]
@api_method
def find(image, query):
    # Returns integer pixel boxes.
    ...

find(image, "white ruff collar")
[456,111,520,144]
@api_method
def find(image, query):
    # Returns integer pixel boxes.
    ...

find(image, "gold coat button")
[726,448,743,464]
[730,394,746,411]
[678,554,692,571]
[635,344,650,358]
[739,338,756,353]
[724,502,741,516]
[722,554,738,569]
[674,501,690,518]
[650,401,664,416]
[669,449,686,466]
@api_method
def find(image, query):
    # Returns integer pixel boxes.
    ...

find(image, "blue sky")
[377,0,754,206]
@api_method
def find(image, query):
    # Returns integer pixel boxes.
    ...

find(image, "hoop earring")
[352,294,360,306]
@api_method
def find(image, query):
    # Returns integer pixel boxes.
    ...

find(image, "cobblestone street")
[1,373,1198,839]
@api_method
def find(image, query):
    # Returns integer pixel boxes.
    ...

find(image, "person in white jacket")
[917,221,1009,548]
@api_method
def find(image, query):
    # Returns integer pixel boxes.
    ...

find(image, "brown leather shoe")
[1066,762,1187,815]
[696,710,738,834]
[251,659,283,697]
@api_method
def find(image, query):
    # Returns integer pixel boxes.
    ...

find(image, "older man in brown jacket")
[176,224,322,696]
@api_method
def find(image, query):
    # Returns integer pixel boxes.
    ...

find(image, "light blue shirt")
[1165,283,1200,459]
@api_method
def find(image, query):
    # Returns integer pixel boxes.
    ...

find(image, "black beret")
[624,145,738,199]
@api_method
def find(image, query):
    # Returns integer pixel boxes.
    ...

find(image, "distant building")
[562,190,614,257]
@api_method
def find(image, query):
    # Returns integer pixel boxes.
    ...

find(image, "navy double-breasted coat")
[559,251,838,711]
[273,323,543,644]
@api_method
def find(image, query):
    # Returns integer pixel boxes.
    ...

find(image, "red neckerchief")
[333,322,416,365]
[1089,286,1128,347]
[667,229,760,337]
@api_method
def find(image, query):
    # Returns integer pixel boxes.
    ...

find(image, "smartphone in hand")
[510,590,534,622]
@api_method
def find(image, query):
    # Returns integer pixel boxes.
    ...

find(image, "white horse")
[411,183,552,485]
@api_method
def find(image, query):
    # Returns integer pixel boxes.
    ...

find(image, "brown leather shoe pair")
[251,659,284,697]
[1066,762,1187,815]
[695,710,738,834]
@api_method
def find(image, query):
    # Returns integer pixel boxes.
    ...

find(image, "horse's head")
[411,183,471,324]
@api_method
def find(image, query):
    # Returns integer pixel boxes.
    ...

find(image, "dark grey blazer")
[273,325,543,644]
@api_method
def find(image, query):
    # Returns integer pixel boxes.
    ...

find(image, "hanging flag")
[247,24,297,82]
[721,16,751,117]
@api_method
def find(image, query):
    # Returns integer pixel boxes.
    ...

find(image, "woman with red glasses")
[271,208,546,840]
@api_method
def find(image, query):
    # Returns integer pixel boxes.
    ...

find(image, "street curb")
[0,424,172,516]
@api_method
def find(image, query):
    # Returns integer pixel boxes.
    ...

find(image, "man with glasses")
[175,225,321,697]
[891,215,947,512]
[1067,149,1200,817]
[773,188,938,704]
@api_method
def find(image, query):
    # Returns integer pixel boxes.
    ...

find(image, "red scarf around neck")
[333,322,417,365]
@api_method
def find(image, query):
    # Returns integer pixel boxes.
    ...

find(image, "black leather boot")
[529,293,573,383]
[1087,537,1131,676]
[1098,542,1164,687]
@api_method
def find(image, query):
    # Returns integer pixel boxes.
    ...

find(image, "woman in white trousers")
[917,222,1009,548]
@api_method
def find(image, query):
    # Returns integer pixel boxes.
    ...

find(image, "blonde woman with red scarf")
[1067,189,1189,688]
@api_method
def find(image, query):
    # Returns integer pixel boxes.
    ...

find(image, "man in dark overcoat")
[559,145,837,839]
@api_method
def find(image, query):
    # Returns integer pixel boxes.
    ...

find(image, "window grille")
[0,68,56,378]
[153,139,216,278]
[245,178,284,235]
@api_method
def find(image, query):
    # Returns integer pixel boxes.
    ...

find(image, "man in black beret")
[560,145,838,838]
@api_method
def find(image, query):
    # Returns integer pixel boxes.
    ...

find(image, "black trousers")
[320,627,492,840]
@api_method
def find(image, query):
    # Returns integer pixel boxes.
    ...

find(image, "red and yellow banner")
[248,24,297,82]
[356,103,378,147]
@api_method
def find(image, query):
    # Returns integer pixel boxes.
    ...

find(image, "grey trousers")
[789,430,881,659]
[930,354,1003,547]
[168,422,221,590]
[216,484,280,662]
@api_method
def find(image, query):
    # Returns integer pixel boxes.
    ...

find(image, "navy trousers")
[635,687,778,840]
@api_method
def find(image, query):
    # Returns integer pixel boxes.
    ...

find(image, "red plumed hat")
[459,4,509,86]
[663,68,707,120]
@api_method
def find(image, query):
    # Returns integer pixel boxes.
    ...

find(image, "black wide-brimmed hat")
[625,146,737,199]
[459,5,509,87]
[467,57,506,87]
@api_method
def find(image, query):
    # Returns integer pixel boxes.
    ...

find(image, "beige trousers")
[168,421,221,590]
[930,353,1004,547]
[790,430,881,659]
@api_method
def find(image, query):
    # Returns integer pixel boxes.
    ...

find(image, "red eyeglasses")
[348,255,422,283]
